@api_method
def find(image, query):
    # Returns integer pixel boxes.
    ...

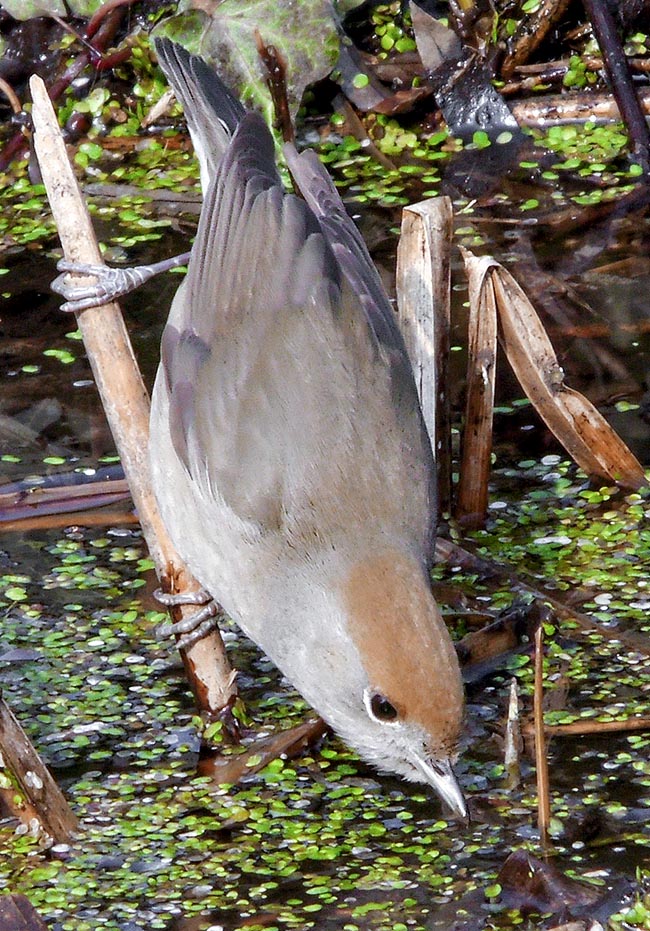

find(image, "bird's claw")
[154,587,220,650]
[53,261,119,312]
[153,587,213,608]
[52,259,156,312]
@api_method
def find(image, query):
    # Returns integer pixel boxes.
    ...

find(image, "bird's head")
[269,547,466,819]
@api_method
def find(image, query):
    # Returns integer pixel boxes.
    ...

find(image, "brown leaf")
[487,260,645,489]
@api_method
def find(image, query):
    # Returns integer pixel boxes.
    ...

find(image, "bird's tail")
[154,38,246,194]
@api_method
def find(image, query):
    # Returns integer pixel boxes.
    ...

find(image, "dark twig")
[582,0,650,173]
[501,0,572,81]
[0,77,23,116]
[255,31,294,145]
[85,0,138,40]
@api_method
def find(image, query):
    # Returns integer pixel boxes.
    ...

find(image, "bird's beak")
[412,754,468,823]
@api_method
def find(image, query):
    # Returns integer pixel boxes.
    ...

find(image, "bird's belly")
[149,383,262,628]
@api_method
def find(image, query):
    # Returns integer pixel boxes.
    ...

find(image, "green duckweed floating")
[0,30,648,931]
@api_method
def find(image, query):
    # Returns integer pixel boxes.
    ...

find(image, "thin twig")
[534,625,551,850]
[525,715,650,738]
[255,31,294,144]
[0,77,23,116]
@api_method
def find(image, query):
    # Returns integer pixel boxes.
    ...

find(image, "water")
[0,133,649,929]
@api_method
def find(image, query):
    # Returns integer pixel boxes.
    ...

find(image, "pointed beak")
[411,754,468,823]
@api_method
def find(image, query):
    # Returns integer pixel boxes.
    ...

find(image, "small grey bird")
[81,38,467,817]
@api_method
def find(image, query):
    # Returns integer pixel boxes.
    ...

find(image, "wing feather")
[157,81,435,558]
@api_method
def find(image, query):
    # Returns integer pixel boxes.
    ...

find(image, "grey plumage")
[150,39,465,817]
[153,38,435,557]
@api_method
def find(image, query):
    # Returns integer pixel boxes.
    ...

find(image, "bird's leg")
[52,252,191,312]
[154,587,220,651]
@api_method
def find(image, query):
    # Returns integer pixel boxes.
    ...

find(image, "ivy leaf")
[0,0,100,17]
[156,0,341,123]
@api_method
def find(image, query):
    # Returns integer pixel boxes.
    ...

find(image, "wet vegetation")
[1,1,650,928]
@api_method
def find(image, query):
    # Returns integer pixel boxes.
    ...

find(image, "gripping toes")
[155,588,220,650]
[52,260,151,312]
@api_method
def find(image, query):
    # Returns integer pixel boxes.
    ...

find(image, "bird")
[64,37,467,819]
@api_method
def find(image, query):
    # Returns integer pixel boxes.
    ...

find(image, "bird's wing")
[285,143,437,554]
[159,111,435,555]
[285,144,405,354]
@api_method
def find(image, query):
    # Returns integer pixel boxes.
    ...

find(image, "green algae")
[0,454,648,927]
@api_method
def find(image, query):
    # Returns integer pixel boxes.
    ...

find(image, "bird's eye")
[369,693,398,722]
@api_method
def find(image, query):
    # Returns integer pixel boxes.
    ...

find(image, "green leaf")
[472,130,491,149]
[0,0,101,19]
[156,0,341,124]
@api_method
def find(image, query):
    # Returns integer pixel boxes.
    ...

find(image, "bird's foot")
[154,587,220,650]
[53,261,150,311]
[52,253,191,312]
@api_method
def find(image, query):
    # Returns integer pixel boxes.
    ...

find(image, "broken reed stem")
[456,252,497,527]
[29,75,236,718]
[534,625,551,849]
[0,697,78,842]
[491,269,644,490]
[526,716,650,738]
[396,196,453,518]
[504,677,521,790]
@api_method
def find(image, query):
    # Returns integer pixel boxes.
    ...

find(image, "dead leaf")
[457,251,498,525]
[466,254,645,489]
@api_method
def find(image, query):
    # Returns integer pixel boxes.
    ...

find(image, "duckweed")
[0,452,647,926]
